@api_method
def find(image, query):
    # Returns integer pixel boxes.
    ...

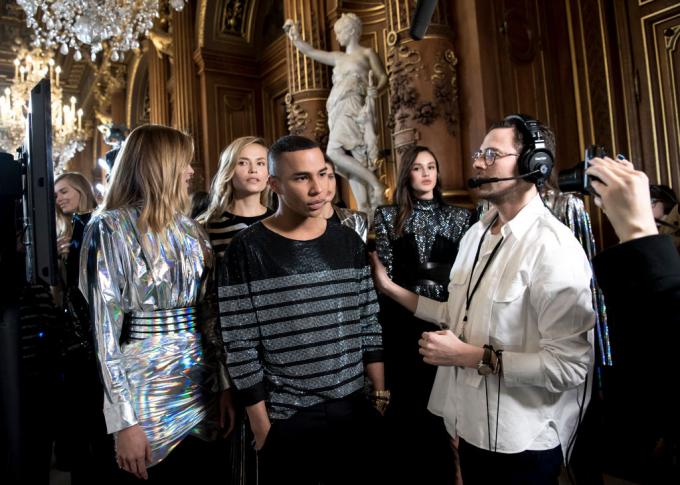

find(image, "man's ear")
[268,175,280,194]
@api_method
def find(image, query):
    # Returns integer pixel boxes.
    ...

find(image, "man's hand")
[587,156,658,242]
[419,330,484,367]
[251,420,271,451]
[116,424,152,480]
[246,401,271,451]
[218,389,236,438]
[370,389,391,416]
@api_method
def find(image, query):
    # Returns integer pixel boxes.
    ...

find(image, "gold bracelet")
[370,390,391,415]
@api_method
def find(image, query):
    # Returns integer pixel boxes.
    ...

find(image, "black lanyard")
[459,216,505,341]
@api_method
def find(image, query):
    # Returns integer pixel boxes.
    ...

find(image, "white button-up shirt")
[415,194,594,456]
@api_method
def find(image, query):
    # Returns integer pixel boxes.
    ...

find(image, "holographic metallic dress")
[79,207,227,466]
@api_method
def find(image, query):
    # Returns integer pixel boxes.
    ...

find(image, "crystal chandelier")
[0,49,88,174]
[16,0,186,62]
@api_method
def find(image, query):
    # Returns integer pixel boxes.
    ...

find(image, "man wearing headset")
[371,115,595,484]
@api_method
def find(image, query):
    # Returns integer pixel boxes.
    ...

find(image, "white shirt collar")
[480,194,546,240]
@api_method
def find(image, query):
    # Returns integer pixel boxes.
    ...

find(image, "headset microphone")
[467,169,543,189]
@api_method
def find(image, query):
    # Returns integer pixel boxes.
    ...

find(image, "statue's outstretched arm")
[284,19,338,67]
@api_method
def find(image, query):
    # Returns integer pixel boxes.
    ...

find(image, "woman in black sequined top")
[373,145,472,484]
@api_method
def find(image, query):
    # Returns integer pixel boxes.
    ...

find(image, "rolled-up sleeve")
[80,217,137,433]
[415,295,451,329]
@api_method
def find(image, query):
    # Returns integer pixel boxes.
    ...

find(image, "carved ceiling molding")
[219,0,250,39]
[198,0,257,52]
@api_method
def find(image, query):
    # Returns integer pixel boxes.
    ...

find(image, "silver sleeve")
[79,217,138,433]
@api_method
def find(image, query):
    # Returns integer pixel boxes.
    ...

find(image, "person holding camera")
[585,155,679,483]
[371,115,595,484]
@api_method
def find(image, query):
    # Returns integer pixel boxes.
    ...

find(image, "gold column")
[172,5,204,187]
[386,1,465,195]
[283,0,331,145]
[147,42,169,126]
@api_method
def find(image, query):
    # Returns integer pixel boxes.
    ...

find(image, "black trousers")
[54,351,118,485]
[114,435,229,484]
[458,438,562,485]
[257,393,382,485]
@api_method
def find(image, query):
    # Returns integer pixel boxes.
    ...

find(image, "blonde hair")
[197,136,270,224]
[55,172,96,239]
[102,124,193,234]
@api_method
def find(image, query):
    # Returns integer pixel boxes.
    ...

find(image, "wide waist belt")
[399,262,451,288]
[126,306,200,341]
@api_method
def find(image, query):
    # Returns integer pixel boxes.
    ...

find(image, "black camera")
[557,144,607,195]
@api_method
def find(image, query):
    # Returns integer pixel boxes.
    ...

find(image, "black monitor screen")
[25,78,58,287]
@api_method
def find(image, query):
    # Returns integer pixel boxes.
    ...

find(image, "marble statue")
[284,13,388,216]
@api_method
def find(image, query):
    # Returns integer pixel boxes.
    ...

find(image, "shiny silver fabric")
[79,206,227,466]
[334,205,368,242]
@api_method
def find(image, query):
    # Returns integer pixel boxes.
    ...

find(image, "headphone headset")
[503,114,554,185]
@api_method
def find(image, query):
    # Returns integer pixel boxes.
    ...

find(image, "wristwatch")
[477,345,494,376]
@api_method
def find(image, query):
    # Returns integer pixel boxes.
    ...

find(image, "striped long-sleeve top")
[218,221,383,420]
[204,209,274,260]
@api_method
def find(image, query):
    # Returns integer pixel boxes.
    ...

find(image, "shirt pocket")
[448,269,468,290]
[491,276,528,347]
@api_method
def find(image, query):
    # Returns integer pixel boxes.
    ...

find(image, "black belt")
[402,262,451,288]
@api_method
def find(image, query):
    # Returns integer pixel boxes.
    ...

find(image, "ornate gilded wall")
[109,0,680,236]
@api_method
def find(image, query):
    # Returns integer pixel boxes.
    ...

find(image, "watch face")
[477,364,493,376]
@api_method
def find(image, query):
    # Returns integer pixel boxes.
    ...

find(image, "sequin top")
[374,199,472,301]
[80,207,226,465]
[218,222,383,420]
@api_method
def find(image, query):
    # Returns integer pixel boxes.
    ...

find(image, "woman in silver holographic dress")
[80,125,233,482]
[373,145,473,485]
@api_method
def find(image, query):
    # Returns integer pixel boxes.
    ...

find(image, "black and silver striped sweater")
[218,221,383,420]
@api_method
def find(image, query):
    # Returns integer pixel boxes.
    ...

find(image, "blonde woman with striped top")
[197,137,273,260]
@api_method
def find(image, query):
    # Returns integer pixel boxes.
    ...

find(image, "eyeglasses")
[472,148,519,166]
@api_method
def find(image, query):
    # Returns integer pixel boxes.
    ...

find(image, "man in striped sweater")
[218,135,386,484]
